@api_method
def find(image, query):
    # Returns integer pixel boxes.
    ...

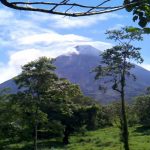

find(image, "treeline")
[103,97,150,128]
[0,57,111,150]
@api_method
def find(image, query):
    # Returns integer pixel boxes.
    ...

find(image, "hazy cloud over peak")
[0,8,113,83]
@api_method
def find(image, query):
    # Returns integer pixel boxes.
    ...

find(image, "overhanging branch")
[0,0,140,16]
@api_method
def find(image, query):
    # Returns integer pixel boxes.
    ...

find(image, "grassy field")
[3,125,150,150]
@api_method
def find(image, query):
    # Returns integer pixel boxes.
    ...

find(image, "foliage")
[95,27,143,90]
[14,57,59,149]
[94,27,143,150]
[108,102,138,127]
[0,90,20,140]
[124,0,150,27]
[2,125,150,150]
[0,0,149,28]
[134,95,150,126]
[1,1,150,28]
[96,105,114,128]
[11,57,105,146]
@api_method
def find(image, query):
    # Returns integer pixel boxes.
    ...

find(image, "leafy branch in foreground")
[0,0,150,27]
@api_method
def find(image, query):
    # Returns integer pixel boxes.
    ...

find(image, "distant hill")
[0,45,150,103]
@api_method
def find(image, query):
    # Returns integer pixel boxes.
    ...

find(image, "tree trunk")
[120,70,130,150]
[121,91,129,150]
[34,95,40,150]
[63,126,70,145]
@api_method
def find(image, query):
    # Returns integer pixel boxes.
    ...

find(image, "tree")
[94,27,143,150]
[0,90,22,149]
[15,57,58,150]
[15,56,86,146]
[0,0,149,27]
[134,95,150,126]
[72,96,111,130]
[0,90,12,136]
[108,101,138,128]
[42,81,99,145]
[43,79,83,145]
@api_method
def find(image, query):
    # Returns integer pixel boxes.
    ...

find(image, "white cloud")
[108,24,125,30]
[17,32,90,45]
[0,9,14,25]
[0,8,114,83]
[0,49,52,83]
[0,39,112,84]
[29,12,122,29]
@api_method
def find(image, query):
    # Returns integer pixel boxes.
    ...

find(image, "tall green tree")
[15,57,58,150]
[43,79,83,144]
[14,57,85,146]
[94,27,143,150]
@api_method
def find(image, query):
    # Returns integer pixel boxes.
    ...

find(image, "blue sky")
[0,3,150,83]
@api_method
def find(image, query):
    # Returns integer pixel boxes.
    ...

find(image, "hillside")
[54,45,150,103]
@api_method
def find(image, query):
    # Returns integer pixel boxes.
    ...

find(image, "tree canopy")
[11,57,103,148]
[94,27,143,150]
[134,95,150,126]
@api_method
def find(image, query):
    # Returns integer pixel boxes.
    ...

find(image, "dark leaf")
[138,17,147,28]
[133,15,138,22]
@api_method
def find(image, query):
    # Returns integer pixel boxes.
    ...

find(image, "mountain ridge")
[0,45,150,103]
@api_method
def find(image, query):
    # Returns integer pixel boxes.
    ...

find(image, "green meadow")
[3,125,150,150]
